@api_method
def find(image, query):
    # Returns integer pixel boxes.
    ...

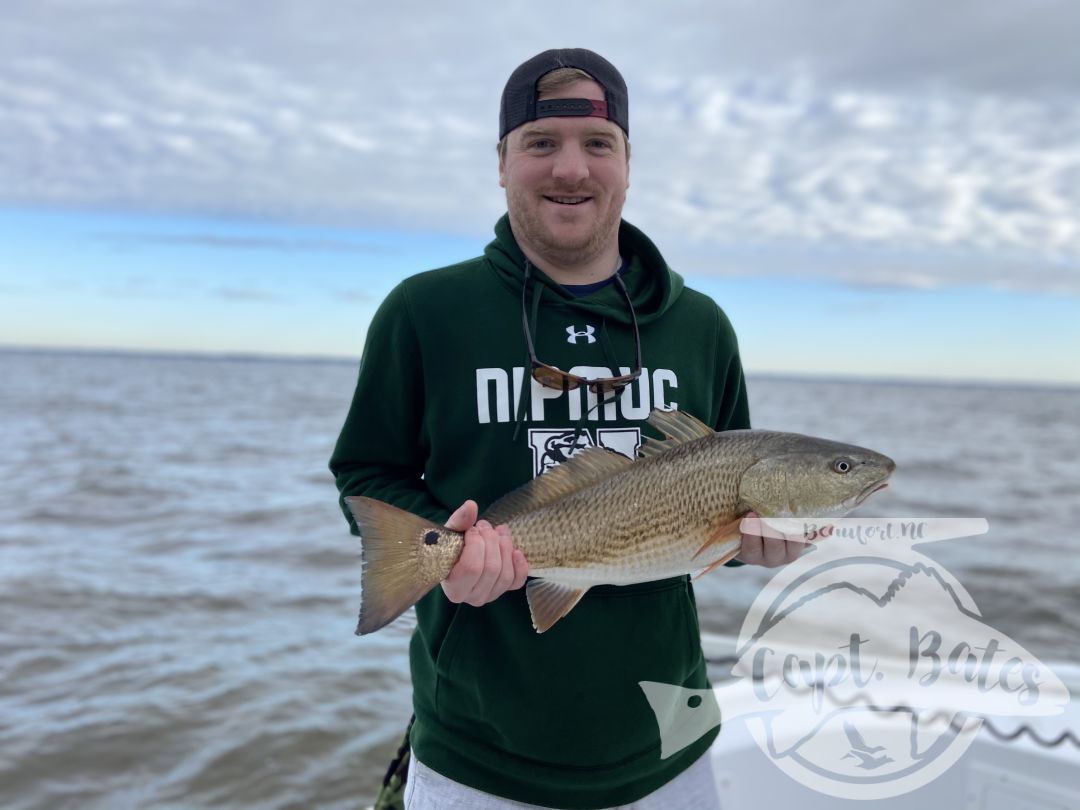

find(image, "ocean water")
[1,349,1077,808]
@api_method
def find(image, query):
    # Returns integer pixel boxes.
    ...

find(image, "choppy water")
[1,349,1078,808]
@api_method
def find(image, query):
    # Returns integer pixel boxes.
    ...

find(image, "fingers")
[761,536,790,567]
[500,522,530,590]
[739,513,808,542]
[444,499,479,532]
[441,519,528,607]
[468,521,508,603]
[735,532,764,565]
[737,534,800,568]
[736,511,810,569]
[510,549,529,591]
[441,523,486,603]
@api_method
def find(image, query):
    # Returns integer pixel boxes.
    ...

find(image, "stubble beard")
[507,185,625,270]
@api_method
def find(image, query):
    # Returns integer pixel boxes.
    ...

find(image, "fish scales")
[506,437,748,582]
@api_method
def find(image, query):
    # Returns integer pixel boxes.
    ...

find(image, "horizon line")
[3,342,1077,393]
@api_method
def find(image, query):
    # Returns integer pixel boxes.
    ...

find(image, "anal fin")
[526,579,588,633]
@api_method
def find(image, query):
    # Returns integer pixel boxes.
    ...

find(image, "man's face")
[499,78,630,269]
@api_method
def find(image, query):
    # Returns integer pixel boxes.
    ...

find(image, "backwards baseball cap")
[499,48,628,140]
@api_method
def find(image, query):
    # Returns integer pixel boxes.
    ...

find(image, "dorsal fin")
[638,409,716,459]
[482,446,633,525]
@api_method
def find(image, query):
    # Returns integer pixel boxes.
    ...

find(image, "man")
[331,48,804,810]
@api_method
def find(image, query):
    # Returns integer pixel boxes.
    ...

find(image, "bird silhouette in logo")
[840,721,894,770]
[539,432,592,473]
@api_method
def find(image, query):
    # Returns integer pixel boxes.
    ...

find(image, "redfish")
[347,409,894,634]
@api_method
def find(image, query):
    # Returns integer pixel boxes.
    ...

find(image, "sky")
[1,0,1077,385]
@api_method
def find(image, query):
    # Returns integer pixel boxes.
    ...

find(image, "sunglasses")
[520,260,643,395]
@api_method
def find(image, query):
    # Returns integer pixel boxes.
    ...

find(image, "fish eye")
[424,531,440,545]
[833,457,854,474]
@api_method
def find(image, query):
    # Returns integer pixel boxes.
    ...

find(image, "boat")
[701,631,1080,808]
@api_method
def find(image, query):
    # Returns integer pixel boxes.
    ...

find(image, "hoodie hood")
[484,214,685,325]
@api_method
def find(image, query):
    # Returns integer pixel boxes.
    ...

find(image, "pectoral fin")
[693,544,743,579]
[525,579,588,633]
[691,517,743,561]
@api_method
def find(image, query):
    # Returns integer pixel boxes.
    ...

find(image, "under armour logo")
[566,325,596,344]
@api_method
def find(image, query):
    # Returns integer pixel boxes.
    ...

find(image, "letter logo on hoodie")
[528,428,641,477]
[475,367,679,425]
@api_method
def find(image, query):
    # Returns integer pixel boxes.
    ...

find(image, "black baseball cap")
[499,48,629,140]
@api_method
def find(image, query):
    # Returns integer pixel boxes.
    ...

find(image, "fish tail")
[345,496,446,635]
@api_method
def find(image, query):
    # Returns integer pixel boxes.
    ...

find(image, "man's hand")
[735,511,814,568]
[441,499,529,607]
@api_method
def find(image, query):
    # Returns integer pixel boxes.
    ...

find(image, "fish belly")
[525,531,742,588]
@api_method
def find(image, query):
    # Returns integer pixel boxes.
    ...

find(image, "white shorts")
[403,750,721,810]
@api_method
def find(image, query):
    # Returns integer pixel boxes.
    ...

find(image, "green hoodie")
[330,215,750,808]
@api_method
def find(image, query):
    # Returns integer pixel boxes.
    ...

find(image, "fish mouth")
[849,479,890,509]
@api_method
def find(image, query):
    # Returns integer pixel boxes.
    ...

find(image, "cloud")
[630,74,1080,270]
[336,289,376,304]
[0,281,31,295]
[653,0,1080,97]
[1,0,1077,294]
[93,232,391,254]
[214,287,278,303]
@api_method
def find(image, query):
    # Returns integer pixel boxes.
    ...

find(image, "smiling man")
[331,48,803,810]
[499,73,629,283]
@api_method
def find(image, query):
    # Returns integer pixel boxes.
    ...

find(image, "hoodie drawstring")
[512,263,543,442]
[513,260,626,446]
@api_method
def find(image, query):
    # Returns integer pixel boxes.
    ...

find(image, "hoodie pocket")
[434,577,708,769]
